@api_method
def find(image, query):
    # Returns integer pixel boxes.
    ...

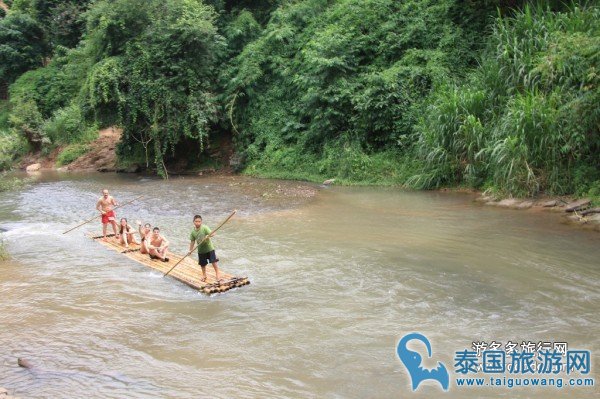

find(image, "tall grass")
[413,3,599,196]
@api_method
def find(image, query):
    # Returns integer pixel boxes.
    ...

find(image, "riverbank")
[13,134,600,233]
[476,194,600,232]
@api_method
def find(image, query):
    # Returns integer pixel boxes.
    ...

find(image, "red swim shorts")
[102,210,116,224]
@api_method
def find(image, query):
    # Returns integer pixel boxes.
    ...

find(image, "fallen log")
[581,207,600,216]
[565,199,591,212]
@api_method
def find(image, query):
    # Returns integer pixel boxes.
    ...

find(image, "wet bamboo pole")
[163,210,237,277]
[63,195,144,234]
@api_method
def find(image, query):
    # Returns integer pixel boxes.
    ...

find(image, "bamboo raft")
[88,233,250,295]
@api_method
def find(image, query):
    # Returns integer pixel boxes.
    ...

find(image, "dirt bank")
[20,127,121,172]
[66,127,121,172]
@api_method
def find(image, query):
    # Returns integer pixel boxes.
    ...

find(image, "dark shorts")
[198,250,219,267]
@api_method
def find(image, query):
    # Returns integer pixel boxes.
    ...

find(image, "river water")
[0,172,598,398]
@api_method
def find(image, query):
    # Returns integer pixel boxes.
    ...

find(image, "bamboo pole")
[163,210,237,277]
[63,195,144,234]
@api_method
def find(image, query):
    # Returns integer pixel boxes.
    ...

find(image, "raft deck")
[88,233,249,294]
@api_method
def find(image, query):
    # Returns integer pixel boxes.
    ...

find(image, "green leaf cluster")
[415,3,599,196]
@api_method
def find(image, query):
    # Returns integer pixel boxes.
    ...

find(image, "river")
[0,172,598,398]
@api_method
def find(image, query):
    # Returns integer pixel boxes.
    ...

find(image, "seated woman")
[119,218,138,248]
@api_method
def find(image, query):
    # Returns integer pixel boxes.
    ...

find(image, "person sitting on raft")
[137,221,152,254]
[148,227,169,262]
[119,218,138,248]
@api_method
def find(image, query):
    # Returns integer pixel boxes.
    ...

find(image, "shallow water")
[0,172,598,398]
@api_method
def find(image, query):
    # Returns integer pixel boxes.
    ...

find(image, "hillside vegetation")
[0,0,597,198]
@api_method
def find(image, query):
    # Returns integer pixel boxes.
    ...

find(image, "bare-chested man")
[96,189,119,241]
[137,220,152,254]
[148,227,169,262]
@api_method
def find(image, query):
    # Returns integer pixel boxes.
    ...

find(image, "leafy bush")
[9,48,90,118]
[56,143,89,166]
[0,11,49,83]
[8,98,48,149]
[0,100,9,130]
[0,131,28,170]
[82,0,224,176]
[224,0,480,182]
[44,103,97,145]
[414,3,599,196]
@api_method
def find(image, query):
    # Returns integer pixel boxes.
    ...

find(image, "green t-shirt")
[190,225,215,254]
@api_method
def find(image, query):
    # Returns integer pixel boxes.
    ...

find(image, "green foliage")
[0,100,9,130]
[9,58,83,118]
[224,0,477,181]
[8,98,47,149]
[1,0,596,199]
[83,0,225,175]
[0,174,32,194]
[0,130,28,170]
[414,3,599,196]
[12,0,92,48]
[44,103,97,145]
[84,0,155,60]
[221,10,261,55]
[245,137,417,185]
[7,45,94,150]
[56,143,89,165]
[0,11,49,83]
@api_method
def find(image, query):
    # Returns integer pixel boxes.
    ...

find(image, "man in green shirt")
[189,214,222,282]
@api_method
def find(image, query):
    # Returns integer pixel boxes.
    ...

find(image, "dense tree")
[11,0,91,48]
[1,0,597,198]
[83,0,225,175]
[0,12,49,83]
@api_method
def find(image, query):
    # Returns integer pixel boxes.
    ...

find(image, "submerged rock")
[497,198,520,208]
[516,201,534,209]
[565,199,591,212]
[17,358,33,369]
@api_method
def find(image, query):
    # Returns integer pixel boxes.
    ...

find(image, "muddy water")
[0,172,599,398]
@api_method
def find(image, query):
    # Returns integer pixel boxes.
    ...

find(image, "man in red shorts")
[96,189,120,241]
